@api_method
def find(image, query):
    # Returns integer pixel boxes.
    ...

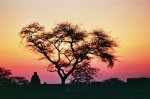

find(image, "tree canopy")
[19,22,118,84]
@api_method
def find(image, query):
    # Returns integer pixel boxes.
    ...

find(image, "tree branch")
[61,52,74,67]
[32,41,56,64]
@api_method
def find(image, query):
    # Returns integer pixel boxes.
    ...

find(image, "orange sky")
[0,0,150,83]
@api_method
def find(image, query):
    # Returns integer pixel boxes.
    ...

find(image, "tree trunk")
[61,78,66,85]
[61,78,66,93]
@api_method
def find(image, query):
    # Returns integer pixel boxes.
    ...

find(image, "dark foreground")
[1,91,150,99]
[0,83,150,99]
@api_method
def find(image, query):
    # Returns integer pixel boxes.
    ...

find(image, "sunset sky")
[0,0,150,84]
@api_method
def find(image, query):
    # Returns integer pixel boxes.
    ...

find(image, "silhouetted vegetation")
[103,78,124,83]
[70,64,99,83]
[19,22,118,85]
[0,77,150,99]
[0,67,12,85]
[0,67,29,85]
[10,76,29,85]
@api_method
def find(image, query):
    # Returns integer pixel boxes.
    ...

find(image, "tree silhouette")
[0,67,12,85]
[0,67,29,85]
[70,63,99,83]
[103,78,124,83]
[10,76,29,85]
[19,22,118,85]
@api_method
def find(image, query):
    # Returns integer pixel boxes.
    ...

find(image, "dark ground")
[0,83,150,99]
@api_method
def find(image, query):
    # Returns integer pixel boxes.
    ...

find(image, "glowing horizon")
[0,0,150,84]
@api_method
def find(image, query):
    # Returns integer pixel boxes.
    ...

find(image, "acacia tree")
[19,22,118,85]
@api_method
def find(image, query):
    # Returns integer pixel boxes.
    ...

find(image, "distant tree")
[70,62,99,83]
[0,67,12,85]
[19,22,118,85]
[10,76,29,85]
[103,78,124,83]
[0,67,29,85]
